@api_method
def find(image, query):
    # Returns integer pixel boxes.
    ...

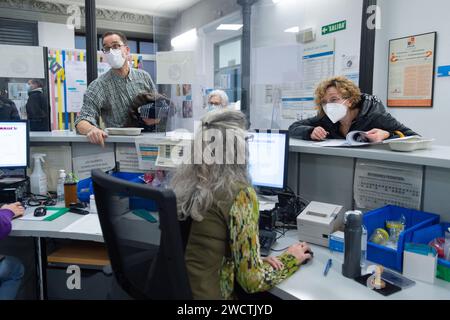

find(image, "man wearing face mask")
[75,31,156,146]
[289,76,417,142]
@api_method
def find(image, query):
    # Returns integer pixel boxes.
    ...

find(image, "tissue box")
[329,231,345,253]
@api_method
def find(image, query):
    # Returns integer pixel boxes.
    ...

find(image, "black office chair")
[91,169,192,300]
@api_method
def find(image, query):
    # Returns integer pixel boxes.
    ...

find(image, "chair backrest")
[91,169,192,300]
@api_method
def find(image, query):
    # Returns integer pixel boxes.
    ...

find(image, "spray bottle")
[30,153,48,195]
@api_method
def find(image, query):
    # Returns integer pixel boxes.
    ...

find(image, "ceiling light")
[217,24,243,31]
[284,26,300,33]
[171,28,197,48]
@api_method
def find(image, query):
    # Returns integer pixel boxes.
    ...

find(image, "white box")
[403,250,437,284]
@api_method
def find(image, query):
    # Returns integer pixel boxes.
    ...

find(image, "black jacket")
[289,94,418,140]
[25,89,49,131]
[0,97,20,121]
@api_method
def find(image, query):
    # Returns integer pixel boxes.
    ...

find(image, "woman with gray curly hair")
[171,109,311,300]
[206,90,230,111]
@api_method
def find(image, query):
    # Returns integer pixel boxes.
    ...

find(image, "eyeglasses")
[101,43,126,53]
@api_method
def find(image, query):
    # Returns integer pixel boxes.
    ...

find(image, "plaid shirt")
[75,68,156,128]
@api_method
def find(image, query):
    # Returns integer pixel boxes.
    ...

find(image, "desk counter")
[31,132,450,169]
[270,231,450,300]
[290,139,450,169]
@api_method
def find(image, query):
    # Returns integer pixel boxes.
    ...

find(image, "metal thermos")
[342,211,362,279]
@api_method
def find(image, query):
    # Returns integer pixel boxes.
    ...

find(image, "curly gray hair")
[170,109,251,221]
[207,89,229,107]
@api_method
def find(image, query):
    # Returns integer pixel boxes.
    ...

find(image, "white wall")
[171,0,240,38]
[38,22,75,49]
[250,0,363,129]
[373,0,450,146]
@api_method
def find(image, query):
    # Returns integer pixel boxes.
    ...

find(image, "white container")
[403,250,437,284]
[388,137,434,152]
[30,153,47,195]
[105,127,143,136]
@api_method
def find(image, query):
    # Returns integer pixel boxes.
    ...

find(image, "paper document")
[61,214,102,235]
[315,133,420,148]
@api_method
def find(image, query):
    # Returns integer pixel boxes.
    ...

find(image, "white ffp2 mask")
[105,49,125,69]
[323,102,348,123]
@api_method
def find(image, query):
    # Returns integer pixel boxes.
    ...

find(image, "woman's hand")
[310,127,329,141]
[1,202,25,218]
[262,256,284,270]
[365,128,390,143]
[286,242,313,265]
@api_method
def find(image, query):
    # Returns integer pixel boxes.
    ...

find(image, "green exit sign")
[322,20,347,35]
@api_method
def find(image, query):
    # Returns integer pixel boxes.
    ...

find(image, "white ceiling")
[52,0,204,18]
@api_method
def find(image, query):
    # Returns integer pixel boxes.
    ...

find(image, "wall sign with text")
[387,32,437,108]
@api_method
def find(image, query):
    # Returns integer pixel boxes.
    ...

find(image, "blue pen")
[323,258,332,276]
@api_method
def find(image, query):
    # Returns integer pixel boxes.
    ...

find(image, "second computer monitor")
[248,129,289,191]
[0,121,29,169]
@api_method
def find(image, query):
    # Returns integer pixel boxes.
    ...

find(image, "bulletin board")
[47,49,146,131]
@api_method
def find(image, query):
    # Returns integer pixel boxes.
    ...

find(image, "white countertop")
[30,131,168,143]
[30,131,450,169]
[290,139,450,169]
[270,230,450,300]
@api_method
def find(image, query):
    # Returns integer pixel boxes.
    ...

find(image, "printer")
[296,201,345,247]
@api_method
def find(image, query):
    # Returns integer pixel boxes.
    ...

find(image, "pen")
[323,258,332,276]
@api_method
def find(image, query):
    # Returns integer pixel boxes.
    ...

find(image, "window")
[128,40,138,53]
[75,35,86,50]
[140,42,157,54]
[214,37,242,103]
[0,18,38,46]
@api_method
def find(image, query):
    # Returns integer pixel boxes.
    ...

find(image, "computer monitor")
[0,121,29,169]
[248,129,289,191]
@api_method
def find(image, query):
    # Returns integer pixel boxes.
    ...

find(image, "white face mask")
[323,101,348,123]
[105,49,125,69]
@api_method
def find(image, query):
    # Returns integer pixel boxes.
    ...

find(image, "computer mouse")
[301,250,314,265]
[34,207,47,217]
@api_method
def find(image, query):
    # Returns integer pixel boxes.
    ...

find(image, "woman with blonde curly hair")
[289,76,417,142]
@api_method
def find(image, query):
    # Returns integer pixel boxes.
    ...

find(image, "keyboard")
[259,229,277,257]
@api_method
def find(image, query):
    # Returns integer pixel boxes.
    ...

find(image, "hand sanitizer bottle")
[30,153,47,195]
[56,170,66,203]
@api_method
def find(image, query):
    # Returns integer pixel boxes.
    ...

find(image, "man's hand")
[86,127,108,147]
[1,202,25,218]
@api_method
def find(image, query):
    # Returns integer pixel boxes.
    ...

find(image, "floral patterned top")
[219,187,300,299]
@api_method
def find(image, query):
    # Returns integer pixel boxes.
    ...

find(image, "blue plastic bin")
[411,223,450,282]
[77,172,157,211]
[363,205,440,272]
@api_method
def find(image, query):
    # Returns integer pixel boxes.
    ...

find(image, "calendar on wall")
[353,160,423,210]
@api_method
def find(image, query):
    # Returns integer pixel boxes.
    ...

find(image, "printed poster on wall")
[387,32,436,108]
[65,61,87,113]
[353,159,423,210]
[302,39,335,92]
[280,39,335,120]
[156,51,195,85]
